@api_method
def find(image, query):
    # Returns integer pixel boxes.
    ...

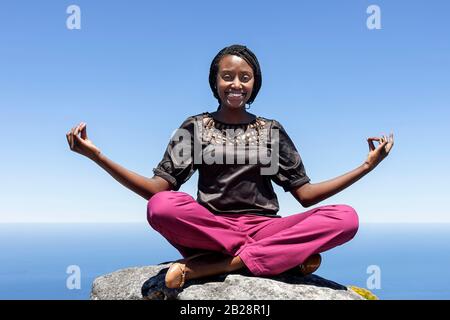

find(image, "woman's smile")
[226,90,246,102]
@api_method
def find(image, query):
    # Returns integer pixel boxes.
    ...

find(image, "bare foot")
[165,252,245,289]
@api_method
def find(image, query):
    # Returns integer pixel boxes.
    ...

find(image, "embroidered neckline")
[200,112,268,146]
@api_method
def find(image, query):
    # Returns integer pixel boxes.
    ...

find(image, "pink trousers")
[147,190,359,276]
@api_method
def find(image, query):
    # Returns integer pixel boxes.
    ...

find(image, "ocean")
[0,223,449,300]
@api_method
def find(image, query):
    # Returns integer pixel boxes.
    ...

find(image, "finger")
[66,132,71,149]
[386,133,394,153]
[73,123,83,137]
[70,126,77,137]
[69,126,77,149]
[381,134,388,145]
[385,143,393,153]
[80,123,88,140]
[68,133,73,150]
[72,124,84,149]
[367,137,380,151]
[367,139,375,151]
[389,132,394,144]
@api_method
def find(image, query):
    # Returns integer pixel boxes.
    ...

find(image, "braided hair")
[209,45,262,110]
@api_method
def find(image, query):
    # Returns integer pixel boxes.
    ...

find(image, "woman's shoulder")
[252,114,282,131]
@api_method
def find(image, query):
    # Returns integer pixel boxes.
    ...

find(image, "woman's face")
[216,54,255,110]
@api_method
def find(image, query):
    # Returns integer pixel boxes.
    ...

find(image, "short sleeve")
[270,120,310,192]
[152,116,198,191]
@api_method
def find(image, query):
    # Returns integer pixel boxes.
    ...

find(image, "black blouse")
[152,112,310,218]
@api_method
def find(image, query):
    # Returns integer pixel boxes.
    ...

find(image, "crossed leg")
[147,190,358,284]
[234,203,359,276]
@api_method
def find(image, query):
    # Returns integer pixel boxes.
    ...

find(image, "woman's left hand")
[365,133,394,171]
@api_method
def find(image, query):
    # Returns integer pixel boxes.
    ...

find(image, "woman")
[66,44,394,289]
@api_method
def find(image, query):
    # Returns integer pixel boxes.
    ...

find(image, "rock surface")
[91,262,370,300]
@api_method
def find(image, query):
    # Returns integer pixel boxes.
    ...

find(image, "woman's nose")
[231,77,242,88]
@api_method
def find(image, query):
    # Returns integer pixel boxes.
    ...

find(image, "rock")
[91,262,373,300]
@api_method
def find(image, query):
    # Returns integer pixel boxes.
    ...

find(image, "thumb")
[73,133,86,146]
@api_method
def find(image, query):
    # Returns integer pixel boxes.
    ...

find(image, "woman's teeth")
[227,92,245,97]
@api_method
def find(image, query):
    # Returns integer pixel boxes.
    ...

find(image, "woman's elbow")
[291,183,314,208]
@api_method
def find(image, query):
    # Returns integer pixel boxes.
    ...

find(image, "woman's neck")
[213,106,255,124]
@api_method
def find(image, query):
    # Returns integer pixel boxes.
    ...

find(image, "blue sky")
[1,0,449,223]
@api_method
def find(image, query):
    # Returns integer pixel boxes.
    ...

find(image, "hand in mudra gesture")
[365,133,394,171]
[66,122,101,161]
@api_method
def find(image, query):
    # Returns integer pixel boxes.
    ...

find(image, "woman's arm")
[66,122,172,200]
[94,153,172,200]
[291,163,370,208]
[291,133,394,207]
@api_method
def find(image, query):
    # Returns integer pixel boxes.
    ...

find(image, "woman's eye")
[221,73,251,82]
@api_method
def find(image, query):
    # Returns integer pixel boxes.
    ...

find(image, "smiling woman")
[66,44,394,292]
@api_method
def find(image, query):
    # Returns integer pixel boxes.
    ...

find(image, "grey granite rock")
[91,262,366,300]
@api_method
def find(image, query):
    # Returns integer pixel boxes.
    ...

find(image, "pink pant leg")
[147,190,256,258]
[236,204,359,276]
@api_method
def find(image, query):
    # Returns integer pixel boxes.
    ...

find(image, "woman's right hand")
[66,122,102,161]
